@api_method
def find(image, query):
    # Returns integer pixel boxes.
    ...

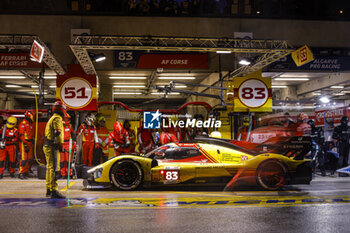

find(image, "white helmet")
[210,131,222,138]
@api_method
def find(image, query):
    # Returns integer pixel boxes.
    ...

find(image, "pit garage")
[0,3,350,233]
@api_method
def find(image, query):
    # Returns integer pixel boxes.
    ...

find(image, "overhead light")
[156,83,187,88]
[313,93,321,96]
[216,51,232,54]
[94,53,106,62]
[151,92,180,95]
[331,86,344,89]
[226,92,234,95]
[340,10,344,14]
[272,85,287,88]
[5,85,21,88]
[44,76,56,79]
[279,73,311,78]
[0,76,25,79]
[115,82,145,85]
[113,92,142,95]
[274,78,309,81]
[333,92,345,96]
[158,77,195,80]
[49,85,56,88]
[109,76,147,80]
[239,59,251,66]
[113,85,146,88]
[31,85,39,88]
[320,96,330,103]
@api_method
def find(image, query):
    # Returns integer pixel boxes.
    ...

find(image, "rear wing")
[252,136,312,160]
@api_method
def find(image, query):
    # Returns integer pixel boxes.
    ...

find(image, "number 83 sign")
[233,72,272,112]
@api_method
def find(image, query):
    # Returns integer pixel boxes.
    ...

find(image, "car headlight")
[88,167,103,179]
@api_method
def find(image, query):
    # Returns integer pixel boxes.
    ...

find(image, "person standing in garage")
[108,121,130,156]
[95,115,110,163]
[43,101,66,199]
[60,113,76,178]
[332,116,350,177]
[123,120,135,153]
[0,116,18,179]
[77,113,98,166]
[137,125,155,153]
[18,110,35,179]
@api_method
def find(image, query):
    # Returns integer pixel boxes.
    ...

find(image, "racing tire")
[110,160,143,190]
[256,159,287,191]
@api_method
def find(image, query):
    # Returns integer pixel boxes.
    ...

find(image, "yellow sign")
[291,45,314,67]
[233,70,272,112]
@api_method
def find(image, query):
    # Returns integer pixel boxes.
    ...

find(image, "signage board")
[233,70,272,112]
[30,40,45,63]
[56,64,97,111]
[114,50,208,69]
[291,45,314,67]
[0,53,44,68]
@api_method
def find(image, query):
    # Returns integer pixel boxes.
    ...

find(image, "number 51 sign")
[56,64,97,111]
[233,70,272,112]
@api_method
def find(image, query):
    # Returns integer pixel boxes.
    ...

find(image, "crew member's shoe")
[0,174,3,179]
[46,189,51,197]
[50,191,66,199]
[10,173,15,178]
[19,173,27,179]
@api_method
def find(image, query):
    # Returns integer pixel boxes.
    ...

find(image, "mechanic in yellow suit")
[43,101,66,199]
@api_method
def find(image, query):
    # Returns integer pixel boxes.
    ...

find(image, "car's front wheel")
[110,160,143,190]
[256,159,287,191]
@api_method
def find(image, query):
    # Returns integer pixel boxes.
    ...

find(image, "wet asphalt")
[0,175,349,233]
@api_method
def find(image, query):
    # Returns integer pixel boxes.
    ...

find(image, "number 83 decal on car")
[161,167,180,183]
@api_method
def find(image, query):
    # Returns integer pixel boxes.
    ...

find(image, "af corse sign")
[56,64,97,111]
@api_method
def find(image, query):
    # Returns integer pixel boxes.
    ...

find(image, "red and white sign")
[0,53,44,68]
[238,79,269,108]
[137,54,208,69]
[163,170,180,181]
[315,107,350,126]
[30,40,45,63]
[57,64,97,111]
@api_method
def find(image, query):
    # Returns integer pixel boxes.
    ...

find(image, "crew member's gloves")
[0,140,5,150]
[24,144,30,153]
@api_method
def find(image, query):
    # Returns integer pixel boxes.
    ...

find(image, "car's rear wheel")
[110,160,143,190]
[256,159,287,190]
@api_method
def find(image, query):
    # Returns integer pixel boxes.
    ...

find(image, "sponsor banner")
[56,64,97,111]
[269,54,350,72]
[0,53,44,68]
[291,45,314,67]
[233,70,272,112]
[114,50,208,69]
[315,107,350,126]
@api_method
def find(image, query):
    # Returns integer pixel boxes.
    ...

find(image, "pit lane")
[0,175,349,233]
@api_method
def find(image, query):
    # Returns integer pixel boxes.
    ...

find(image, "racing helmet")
[64,112,71,123]
[298,112,308,122]
[341,116,349,125]
[210,131,222,138]
[52,101,67,117]
[97,115,106,125]
[6,116,17,129]
[24,110,34,122]
[85,113,96,126]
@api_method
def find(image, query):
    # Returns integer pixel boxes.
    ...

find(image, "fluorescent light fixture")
[333,92,345,96]
[113,92,142,95]
[44,76,56,79]
[331,86,344,89]
[156,83,187,88]
[279,74,311,78]
[320,96,330,103]
[95,53,106,62]
[239,59,251,66]
[216,51,232,54]
[5,85,21,88]
[113,85,146,88]
[0,76,25,79]
[49,85,56,88]
[313,93,321,96]
[115,83,145,85]
[274,78,309,81]
[151,92,180,95]
[272,85,287,88]
[109,76,147,80]
[31,85,39,88]
[226,92,234,95]
[158,77,195,80]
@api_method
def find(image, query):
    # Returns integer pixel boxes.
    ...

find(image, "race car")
[84,137,312,191]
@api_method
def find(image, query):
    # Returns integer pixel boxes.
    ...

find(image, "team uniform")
[60,119,76,177]
[0,117,18,178]
[108,122,129,156]
[137,128,155,153]
[18,111,35,178]
[77,122,98,167]
[333,116,350,176]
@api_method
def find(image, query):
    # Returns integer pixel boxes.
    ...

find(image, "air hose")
[32,88,44,166]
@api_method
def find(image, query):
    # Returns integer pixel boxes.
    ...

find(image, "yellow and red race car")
[84,137,312,191]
